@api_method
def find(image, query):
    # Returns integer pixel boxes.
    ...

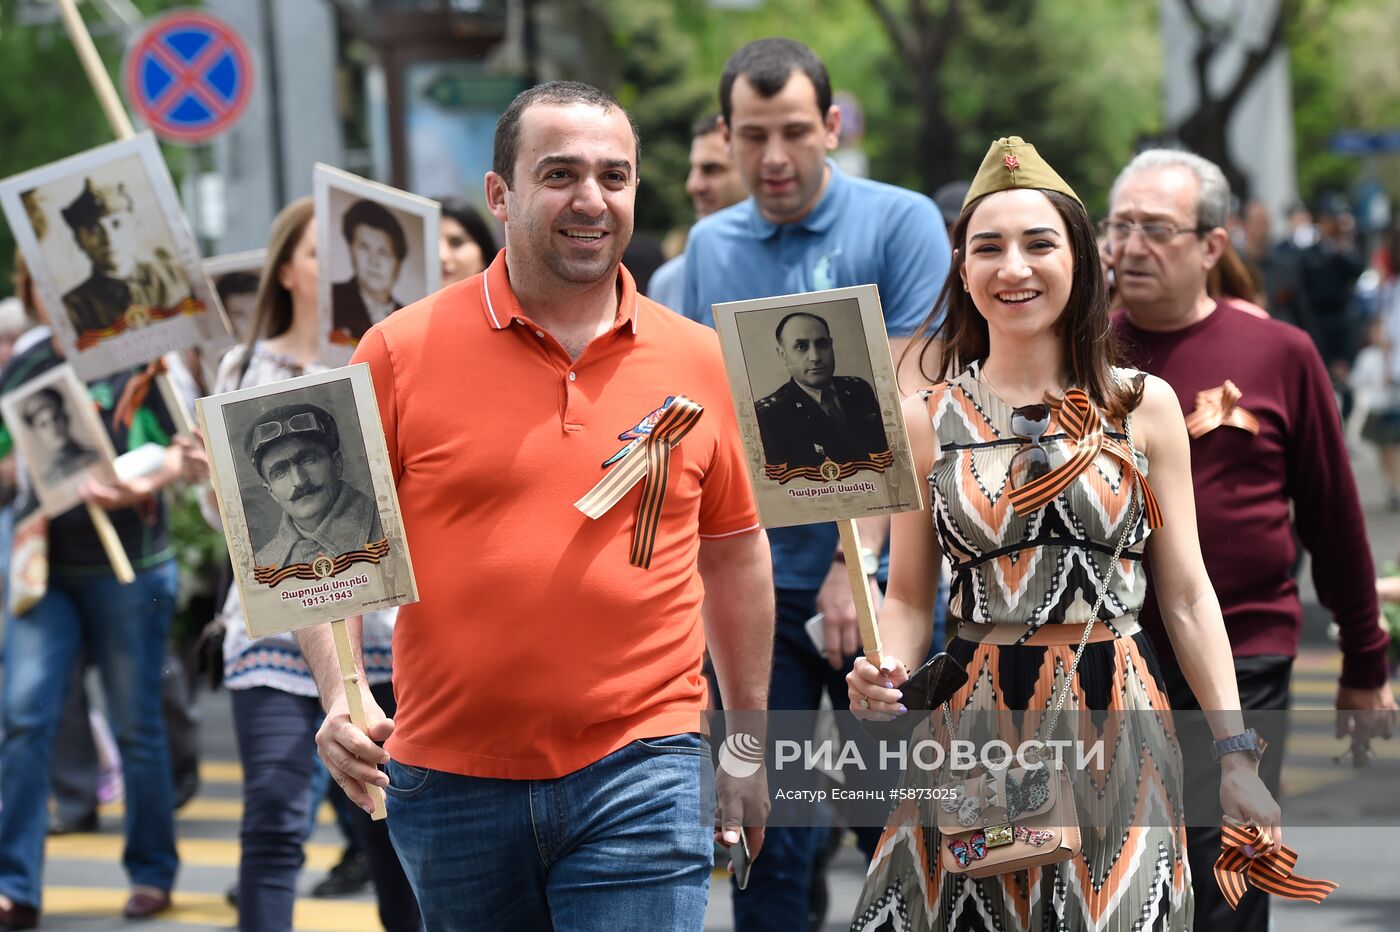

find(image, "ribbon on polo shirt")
[1214,821,1337,909]
[1184,380,1260,440]
[575,395,704,569]
[1006,388,1163,529]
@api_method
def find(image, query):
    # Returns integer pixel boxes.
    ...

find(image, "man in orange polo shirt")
[296,82,775,930]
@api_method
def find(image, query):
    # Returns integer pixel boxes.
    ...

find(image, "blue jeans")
[0,560,180,906]
[232,684,420,932]
[385,734,714,932]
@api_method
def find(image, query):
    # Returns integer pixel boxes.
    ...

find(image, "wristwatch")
[1211,728,1266,763]
[834,547,880,577]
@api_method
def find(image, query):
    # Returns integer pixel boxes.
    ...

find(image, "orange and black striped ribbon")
[1214,822,1337,909]
[74,296,203,350]
[763,450,895,484]
[1184,380,1260,439]
[112,357,169,430]
[1006,388,1163,529]
[575,397,704,569]
[253,538,392,587]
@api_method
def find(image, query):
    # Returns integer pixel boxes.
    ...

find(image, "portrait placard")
[313,165,440,366]
[196,363,418,638]
[0,133,230,381]
[197,249,266,386]
[712,285,921,528]
[0,364,119,517]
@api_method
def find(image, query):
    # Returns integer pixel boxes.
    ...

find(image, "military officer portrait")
[330,198,408,345]
[58,177,190,339]
[19,386,103,489]
[243,402,383,573]
[754,311,890,470]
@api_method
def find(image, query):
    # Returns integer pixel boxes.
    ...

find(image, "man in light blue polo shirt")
[682,36,949,932]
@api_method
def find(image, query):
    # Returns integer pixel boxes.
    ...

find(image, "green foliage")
[1290,0,1400,204]
[168,485,227,644]
[598,0,1163,232]
[0,0,185,295]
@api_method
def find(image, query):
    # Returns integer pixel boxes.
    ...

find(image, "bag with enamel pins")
[933,494,1140,879]
[935,759,1080,878]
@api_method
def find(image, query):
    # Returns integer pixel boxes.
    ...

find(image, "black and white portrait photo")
[0,365,117,517]
[224,386,382,574]
[314,165,439,364]
[332,200,407,342]
[0,134,229,381]
[752,309,890,473]
[197,364,417,637]
[198,249,267,387]
[712,285,921,529]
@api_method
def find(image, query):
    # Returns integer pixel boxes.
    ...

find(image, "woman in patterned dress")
[846,138,1281,931]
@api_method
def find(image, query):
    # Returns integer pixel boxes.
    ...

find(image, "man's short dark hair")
[20,387,65,426]
[719,38,832,128]
[342,200,407,263]
[691,112,722,139]
[492,81,641,187]
[774,311,831,344]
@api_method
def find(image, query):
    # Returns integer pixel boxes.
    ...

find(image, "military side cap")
[245,403,340,472]
[61,178,134,231]
[963,136,1081,208]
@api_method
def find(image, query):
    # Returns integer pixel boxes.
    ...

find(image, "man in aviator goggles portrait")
[244,403,382,571]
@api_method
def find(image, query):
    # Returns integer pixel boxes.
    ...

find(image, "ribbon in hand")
[1214,821,1337,910]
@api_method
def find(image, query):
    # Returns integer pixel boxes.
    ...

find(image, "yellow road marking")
[43,888,380,932]
[47,835,345,870]
[198,760,244,784]
[1278,765,1350,796]
[97,799,336,825]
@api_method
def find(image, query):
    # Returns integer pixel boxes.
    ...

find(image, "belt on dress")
[952,616,1141,646]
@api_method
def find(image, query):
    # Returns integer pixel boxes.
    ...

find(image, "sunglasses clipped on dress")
[1008,403,1052,488]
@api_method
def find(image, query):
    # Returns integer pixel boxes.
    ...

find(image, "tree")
[864,0,963,196]
[1171,0,1300,201]
[1290,0,1400,204]
[0,0,182,295]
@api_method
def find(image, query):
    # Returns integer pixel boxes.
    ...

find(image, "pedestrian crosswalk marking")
[97,797,338,825]
[48,834,347,870]
[43,887,380,931]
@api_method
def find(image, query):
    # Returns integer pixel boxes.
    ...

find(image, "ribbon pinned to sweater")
[1214,821,1337,909]
[575,396,704,569]
[1185,380,1260,439]
[1006,388,1163,529]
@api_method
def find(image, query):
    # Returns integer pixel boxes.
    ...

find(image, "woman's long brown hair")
[904,189,1142,420]
[236,197,314,387]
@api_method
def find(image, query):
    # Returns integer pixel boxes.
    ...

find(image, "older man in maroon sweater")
[1107,149,1396,931]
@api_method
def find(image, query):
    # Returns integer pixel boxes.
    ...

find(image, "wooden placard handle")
[330,618,388,821]
[86,502,134,584]
[155,370,196,438]
[54,0,135,141]
[837,519,883,667]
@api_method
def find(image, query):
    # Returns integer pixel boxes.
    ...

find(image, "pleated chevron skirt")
[848,631,1193,932]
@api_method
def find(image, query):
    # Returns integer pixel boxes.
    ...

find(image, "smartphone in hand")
[729,830,753,890]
